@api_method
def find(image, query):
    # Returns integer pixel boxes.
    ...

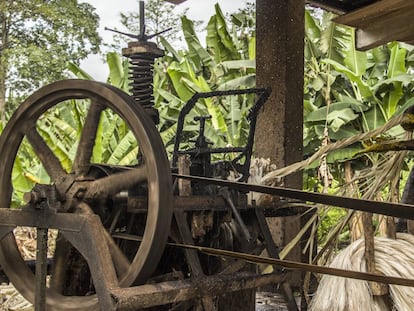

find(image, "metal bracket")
[0,209,117,311]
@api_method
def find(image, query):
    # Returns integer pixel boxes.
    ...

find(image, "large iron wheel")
[0,80,173,310]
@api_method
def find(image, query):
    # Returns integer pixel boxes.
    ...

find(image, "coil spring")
[129,52,159,123]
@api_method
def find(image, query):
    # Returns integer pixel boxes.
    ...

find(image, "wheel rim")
[0,80,173,309]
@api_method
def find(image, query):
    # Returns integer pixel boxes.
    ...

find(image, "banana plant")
[155,4,258,157]
[303,9,414,255]
[304,10,414,166]
[15,2,257,199]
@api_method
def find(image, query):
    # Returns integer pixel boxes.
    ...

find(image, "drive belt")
[171,242,414,287]
[172,174,414,220]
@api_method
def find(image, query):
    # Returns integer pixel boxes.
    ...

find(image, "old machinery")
[2,2,414,311]
[0,1,293,308]
[0,80,173,310]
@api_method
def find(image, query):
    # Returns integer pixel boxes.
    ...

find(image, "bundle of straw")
[309,233,414,311]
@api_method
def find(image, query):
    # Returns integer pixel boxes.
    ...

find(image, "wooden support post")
[255,0,305,290]
[255,0,304,188]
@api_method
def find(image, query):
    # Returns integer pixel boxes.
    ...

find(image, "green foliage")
[318,207,348,244]
[153,4,257,156]
[104,1,257,158]
[304,10,414,168]
[0,0,101,117]
[304,10,414,254]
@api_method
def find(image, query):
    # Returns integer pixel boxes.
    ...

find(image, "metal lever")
[192,115,212,149]
[104,26,172,42]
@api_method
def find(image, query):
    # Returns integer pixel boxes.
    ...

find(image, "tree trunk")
[0,70,6,125]
[0,8,8,125]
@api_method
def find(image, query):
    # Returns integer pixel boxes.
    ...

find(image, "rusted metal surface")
[0,209,115,310]
[173,243,414,288]
[0,76,283,310]
[1,76,414,310]
[0,80,173,310]
[112,1,165,124]
[172,87,270,182]
[2,78,414,311]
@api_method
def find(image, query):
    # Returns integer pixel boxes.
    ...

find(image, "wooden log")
[113,272,289,311]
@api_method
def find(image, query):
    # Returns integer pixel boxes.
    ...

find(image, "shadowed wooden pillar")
[255,0,306,292]
[255,0,304,189]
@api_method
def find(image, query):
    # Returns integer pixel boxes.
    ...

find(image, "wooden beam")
[306,0,349,14]
[333,0,414,50]
[113,272,289,310]
[163,0,187,4]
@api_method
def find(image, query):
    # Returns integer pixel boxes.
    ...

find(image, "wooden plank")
[332,0,414,50]
[163,0,187,4]
[355,9,414,50]
[333,0,413,27]
[306,0,349,14]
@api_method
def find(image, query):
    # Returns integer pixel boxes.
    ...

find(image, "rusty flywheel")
[0,80,173,310]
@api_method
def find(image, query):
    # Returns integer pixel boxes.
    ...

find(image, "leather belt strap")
[173,174,414,220]
[171,242,414,287]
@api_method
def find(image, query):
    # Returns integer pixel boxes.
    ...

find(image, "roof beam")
[306,0,348,14]
[163,0,187,4]
[333,0,414,50]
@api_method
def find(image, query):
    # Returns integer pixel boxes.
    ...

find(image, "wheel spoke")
[72,101,104,176]
[104,230,130,277]
[49,233,72,293]
[85,167,147,200]
[26,129,66,181]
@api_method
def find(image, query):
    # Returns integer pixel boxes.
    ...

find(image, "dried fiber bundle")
[309,233,414,311]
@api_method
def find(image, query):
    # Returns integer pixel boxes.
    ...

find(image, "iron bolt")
[74,188,86,199]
